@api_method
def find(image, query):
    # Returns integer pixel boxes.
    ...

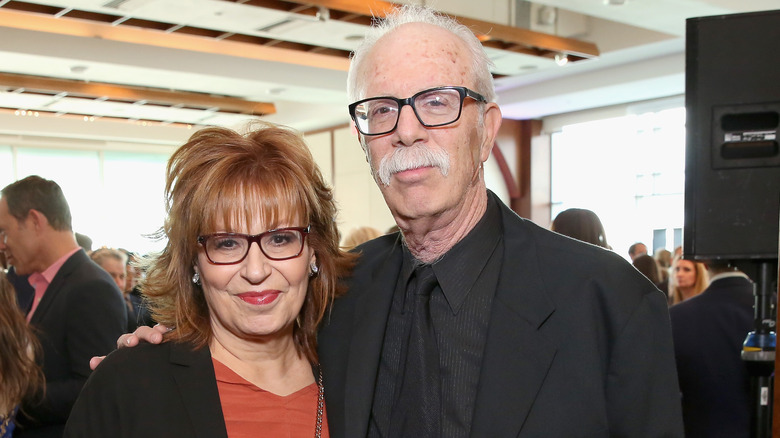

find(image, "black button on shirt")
[369,194,504,438]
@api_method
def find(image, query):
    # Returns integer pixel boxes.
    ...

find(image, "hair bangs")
[199,165,309,235]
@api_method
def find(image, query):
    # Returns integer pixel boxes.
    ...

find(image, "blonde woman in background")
[669,254,709,305]
[341,226,382,251]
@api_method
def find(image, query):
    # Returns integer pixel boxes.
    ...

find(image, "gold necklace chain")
[315,365,324,438]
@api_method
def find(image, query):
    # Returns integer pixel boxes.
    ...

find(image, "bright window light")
[551,106,686,259]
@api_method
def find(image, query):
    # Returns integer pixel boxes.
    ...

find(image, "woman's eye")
[215,238,240,249]
[269,233,293,246]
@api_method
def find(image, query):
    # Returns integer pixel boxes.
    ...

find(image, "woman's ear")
[192,265,201,286]
[309,252,318,277]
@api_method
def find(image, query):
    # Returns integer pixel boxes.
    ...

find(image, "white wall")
[331,127,396,241]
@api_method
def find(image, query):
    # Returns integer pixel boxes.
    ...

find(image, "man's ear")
[25,209,49,231]
[479,103,503,163]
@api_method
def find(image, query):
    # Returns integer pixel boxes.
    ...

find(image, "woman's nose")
[241,242,272,283]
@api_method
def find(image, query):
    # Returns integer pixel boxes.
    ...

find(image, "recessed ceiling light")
[70,65,89,74]
[345,35,364,42]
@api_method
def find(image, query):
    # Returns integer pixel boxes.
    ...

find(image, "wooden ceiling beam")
[0,9,350,72]
[286,0,600,59]
[0,72,276,116]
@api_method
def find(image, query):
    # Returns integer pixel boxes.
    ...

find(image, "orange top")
[212,358,328,438]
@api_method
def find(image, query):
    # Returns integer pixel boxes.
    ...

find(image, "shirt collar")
[29,247,81,287]
[709,271,750,283]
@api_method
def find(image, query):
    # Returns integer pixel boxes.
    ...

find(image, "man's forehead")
[104,259,126,271]
[0,198,11,221]
[372,23,466,59]
[363,28,473,97]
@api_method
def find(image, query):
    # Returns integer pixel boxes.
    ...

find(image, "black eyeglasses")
[197,226,310,265]
[348,86,487,136]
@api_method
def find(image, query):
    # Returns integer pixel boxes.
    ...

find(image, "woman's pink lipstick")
[237,291,280,305]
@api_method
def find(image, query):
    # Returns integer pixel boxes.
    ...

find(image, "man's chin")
[11,267,30,276]
[6,260,24,274]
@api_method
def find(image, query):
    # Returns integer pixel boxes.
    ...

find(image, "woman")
[64,124,355,437]
[669,254,709,305]
[341,226,382,251]
[653,248,672,293]
[632,254,662,288]
[550,208,610,249]
[0,261,44,438]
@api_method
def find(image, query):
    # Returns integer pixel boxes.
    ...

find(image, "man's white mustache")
[375,145,450,186]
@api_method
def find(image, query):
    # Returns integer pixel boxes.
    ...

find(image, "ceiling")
[0,0,778,144]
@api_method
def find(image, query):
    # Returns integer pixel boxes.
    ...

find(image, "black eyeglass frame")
[197,225,311,265]
[348,86,487,136]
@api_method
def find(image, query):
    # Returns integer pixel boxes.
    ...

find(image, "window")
[0,146,13,188]
[3,145,171,255]
[550,106,686,260]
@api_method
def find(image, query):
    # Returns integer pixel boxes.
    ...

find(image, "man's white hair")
[346,5,496,104]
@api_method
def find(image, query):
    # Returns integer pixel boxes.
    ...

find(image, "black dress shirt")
[369,195,503,438]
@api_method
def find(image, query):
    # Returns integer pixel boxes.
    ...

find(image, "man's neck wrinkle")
[402,190,488,264]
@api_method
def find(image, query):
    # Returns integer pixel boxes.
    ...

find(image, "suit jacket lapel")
[470,203,557,437]
[344,238,403,438]
[29,249,83,324]
[170,343,229,438]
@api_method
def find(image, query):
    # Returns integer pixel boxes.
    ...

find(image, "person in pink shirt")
[0,175,127,437]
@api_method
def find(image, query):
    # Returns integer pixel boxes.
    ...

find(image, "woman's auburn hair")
[141,123,356,364]
[0,272,44,410]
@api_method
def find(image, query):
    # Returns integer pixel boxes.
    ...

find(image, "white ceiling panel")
[0,91,58,109]
[486,47,557,75]
[1,0,778,136]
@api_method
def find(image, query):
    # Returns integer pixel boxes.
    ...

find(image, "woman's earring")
[309,263,319,277]
[192,272,201,285]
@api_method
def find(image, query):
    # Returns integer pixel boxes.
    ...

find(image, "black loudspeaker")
[684,10,780,261]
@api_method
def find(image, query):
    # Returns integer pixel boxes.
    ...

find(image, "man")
[117,6,683,437]
[90,247,140,332]
[89,247,128,293]
[317,6,682,437]
[670,262,755,437]
[0,175,127,437]
[628,242,648,261]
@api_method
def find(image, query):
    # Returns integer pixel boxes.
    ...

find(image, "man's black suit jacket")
[669,275,755,438]
[8,265,34,312]
[318,193,683,437]
[16,249,127,438]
